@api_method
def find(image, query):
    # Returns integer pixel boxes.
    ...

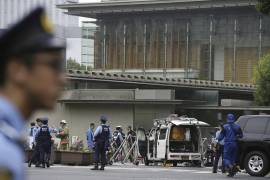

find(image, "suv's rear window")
[244,117,269,134]
[236,117,248,128]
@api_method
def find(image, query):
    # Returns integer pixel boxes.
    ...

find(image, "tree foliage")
[66,57,92,71]
[256,0,270,15]
[254,54,270,106]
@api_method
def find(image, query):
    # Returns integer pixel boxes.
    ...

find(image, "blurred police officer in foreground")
[0,7,65,180]
[35,117,52,168]
[218,114,243,177]
[91,116,111,171]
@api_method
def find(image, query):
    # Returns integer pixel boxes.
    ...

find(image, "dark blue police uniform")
[92,116,111,170]
[219,114,243,177]
[36,119,52,168]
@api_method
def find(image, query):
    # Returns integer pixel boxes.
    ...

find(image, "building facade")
[59,0,270,83]
[81,21,96,68]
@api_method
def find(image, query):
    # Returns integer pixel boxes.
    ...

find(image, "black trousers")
[39,143,51,165]
[30,144,40,164]
[213,145,225,173]
[94,142,106,166]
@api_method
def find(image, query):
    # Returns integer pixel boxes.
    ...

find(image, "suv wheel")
[244,151,270,177]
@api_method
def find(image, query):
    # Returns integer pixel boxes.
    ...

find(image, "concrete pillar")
[143,24,147,75]
[185,21,190,79]
[164,23,168,77]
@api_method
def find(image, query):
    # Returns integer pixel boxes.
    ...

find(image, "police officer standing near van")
[0,7,65,180]
[91,116,111,171]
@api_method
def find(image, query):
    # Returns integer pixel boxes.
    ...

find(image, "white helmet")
[60,120,67,124]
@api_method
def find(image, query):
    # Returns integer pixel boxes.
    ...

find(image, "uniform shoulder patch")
[0,169,13,180]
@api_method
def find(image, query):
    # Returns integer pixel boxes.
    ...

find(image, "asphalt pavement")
[27,164,269,180]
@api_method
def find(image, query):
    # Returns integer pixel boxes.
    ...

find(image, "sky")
[66,0,101,63]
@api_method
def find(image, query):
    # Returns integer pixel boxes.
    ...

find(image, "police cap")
[40,117,49,124]
[100,115,108,123]
[0,7,65,61]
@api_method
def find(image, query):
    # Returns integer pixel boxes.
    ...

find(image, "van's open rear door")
[157,128,167,159]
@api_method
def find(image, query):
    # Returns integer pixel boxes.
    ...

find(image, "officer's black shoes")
[46,162,50,168]
[227,167,237,177]
[91,166,99,170]
[222,169,226,174]
[42,164,46,168]
[100,166,105,171]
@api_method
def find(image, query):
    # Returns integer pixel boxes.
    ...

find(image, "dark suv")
[236,115,270,177]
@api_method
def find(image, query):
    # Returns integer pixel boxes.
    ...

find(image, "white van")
[141,114,209,167]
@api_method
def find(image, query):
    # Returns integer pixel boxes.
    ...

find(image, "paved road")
[27,164,268,180]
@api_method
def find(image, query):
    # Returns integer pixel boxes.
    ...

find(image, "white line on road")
[46,165,213,174]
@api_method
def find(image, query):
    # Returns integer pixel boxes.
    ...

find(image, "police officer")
[218,114,243,177]
[127,126,136,144]
[35,117,52,168]
[212,124,225,174]
[91,116,112,171]
[28,122,37,149]
[0,7,65,180]
[113,126,124,148]
[127,126,136,162]
[28,118,43,167]
[86,123,95,151]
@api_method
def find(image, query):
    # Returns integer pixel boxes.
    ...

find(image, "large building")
[0,0,82,63]
[28,0,269,147]
[58,0,270,83]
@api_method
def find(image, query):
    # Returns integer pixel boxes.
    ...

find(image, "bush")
[256,0,270,15]
[254,54,270,106]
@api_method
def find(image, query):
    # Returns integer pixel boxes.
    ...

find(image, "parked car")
[236,115,270,177]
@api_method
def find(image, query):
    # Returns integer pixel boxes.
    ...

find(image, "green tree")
[66,57,92,71]
[256,0,270,15]
[66,57,81,69]
[254,54,270,106]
